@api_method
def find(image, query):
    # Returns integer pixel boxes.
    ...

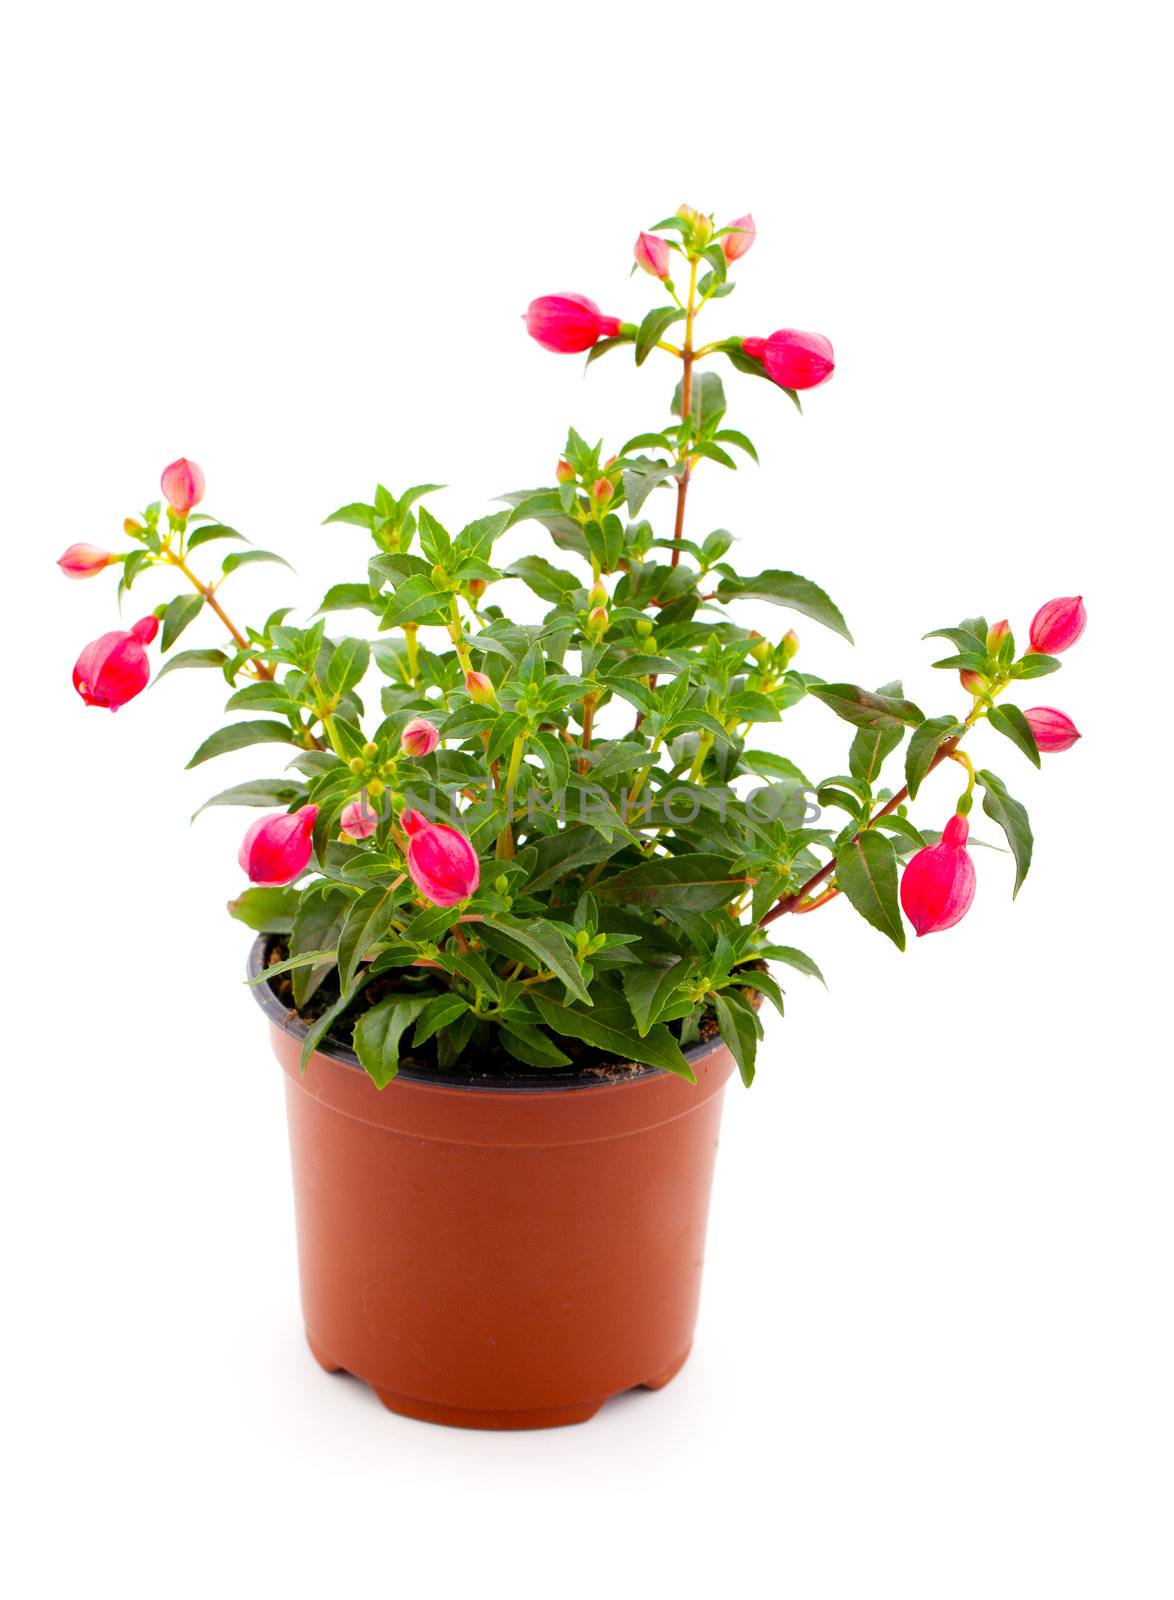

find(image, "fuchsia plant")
[63,204,1085,1089]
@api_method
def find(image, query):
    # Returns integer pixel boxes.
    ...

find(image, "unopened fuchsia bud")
[71,615,159,711]
[900,813,977,937]
[634,231,671,280]
[238,805,319,886]
[959,669,987,696]
[590,477,614,510]
[721,214,756,262]
[524,295,622,354]
[556,458,576,483]
[123,518,143,537]
[465,668,497,705]
[1024,706,1082,753]
[160,457,206,515]
[400,717,440,757]
[587,606,609,635]
[587,582,608,609]
[749,634,772,665]
[402,811,481,907]
[741,330,835,391]
[1029,595,1086,655]
[340,798,379,840]
[781,628,800,664]
[676,202,701,224]
[466,577,487,600]
[987,618,1010,650]
[57,543,116,579]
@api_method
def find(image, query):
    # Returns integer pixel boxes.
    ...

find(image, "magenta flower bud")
[402,811,480,908]
[634,231,671,280]
[523,295,622,354]
[400,717,440,758]
[238,805,319,886]
[464,668,497,705]
[721,213,756,262]
[1029,595,1086,655]
[57,542,115,579]
[160,457,206,515]
[72,615,158,711]
[900,814,977,937]
[741,329,834,391]
[340,798,379,840]
[1024,706,1082,753]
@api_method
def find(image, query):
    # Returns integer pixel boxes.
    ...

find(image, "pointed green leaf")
[988,705,1041,767]
[905,716,965,799]
[977,770,1033,896]
[716,569,853,642]
[835,830,906,949]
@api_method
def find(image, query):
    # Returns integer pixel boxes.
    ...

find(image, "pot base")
[306,1333,693,1430]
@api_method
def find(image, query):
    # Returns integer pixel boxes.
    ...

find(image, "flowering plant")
[64,205,1084,1088]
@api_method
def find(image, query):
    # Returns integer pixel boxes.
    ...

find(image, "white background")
[3,2,1172,1595]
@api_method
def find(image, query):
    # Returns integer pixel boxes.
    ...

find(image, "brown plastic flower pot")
[249,938,737,1430]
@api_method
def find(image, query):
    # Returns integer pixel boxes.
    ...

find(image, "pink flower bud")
[721,214,756,262]
[676,203,701,224]
[741,329,834,391]
[524,295,622,354]
[340,798,379,840]
[464,668,497,705]
[57,543,115,579]
[591,476,614,506]
[402,811,480,907]
[1029,595,1086,654]
[986,618,1010,650]
[238,805,319,885]
[1023,706,1081,753]
[900,814,977,937]
[72,615,158,710]
[400,717,440,757]
[556,458,575,483]
[634,231,671,280]
[959,669,987,696]
[160,457,206,515]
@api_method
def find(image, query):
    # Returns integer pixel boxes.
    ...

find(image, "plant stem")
[162,548,275,680]
[496,733,526,860]
[670,258,699,570]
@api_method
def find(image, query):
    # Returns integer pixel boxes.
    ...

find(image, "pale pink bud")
[959,669,987,695]
[1029,595,1086,654]
[160,457,206,514]
[58,542,115,579]
[634,231,671,280]
[72,615,158,710]
[400,717,440,757]
[340,798,379,840]
[741,330,834,391]
[464,668,496,705]
[676,203,701,224]
[900,814,977,937]
[591,476,614,507]
[523,295,622,354]
[556,458,575,483]
[986,618,1010,650]
[238,804,319,885]
[1024,706,1081,753]
[402,811,480,907]
[721,214,756,262]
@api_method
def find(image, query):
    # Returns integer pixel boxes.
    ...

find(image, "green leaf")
[290,886,350,1006]
[756,945,827,986]
[595,853,745,913]
[500,1023,572,1068]
[326,637,370,697]
[193,778,306,819]
[713,428,758,463]
[336,886,397,990]
[245,948,337,983]
[904,716,966,799]
[506,555,580,603]
[1013,653,1061,680]
[849,722,903,786]
[988,704,1040,768]
[672,371,727,429]
[635,306,686,365]
[161,593,204,651]
[835,831,906,950]
[221,549,293,575]
[481,915,591,1005]
[809,683,924,732]
[622,957,695,1036]
[322,502,376,530]
[186,522,248,551]
[353,996,430,1087]
[977,770,1033,897]
[186,720,298,768]
[227,886,301,932]
[154,647,229,681]
[299,978,370,1074]
[713,990,760,1087]
[716,569,853,642]
[412,994,470,1048]
[531,993,694,1081]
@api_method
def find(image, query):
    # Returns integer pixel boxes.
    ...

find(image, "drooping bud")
[72,615,159,710]
[402,810,481,907]
[524,294,622,354]
[1023,706,1082,753]
[340,797,379,840]
[556,458,576,483]
[742,330,834,391]
[721,214,756,262]
[1029,595,1086,655]
[900,813,977,937]
[160,457,206,515]
[959,669,987,696]
[634,231,671,280]
[58,543,116,579]
[465,668,497,705]
[238,805,319,886]
[400,717,440,758]
[781,629,800,664]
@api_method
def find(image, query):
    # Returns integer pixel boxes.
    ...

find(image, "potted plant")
[63,203,1086,1430]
